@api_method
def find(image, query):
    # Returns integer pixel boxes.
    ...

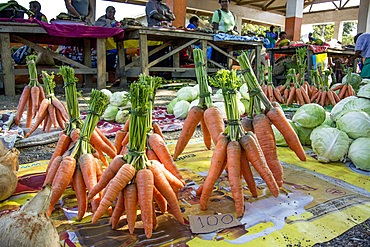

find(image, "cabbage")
[213,102,227,118]
[291,122,313,146]
[102,104,119,121]
[362,79,370,84]
[357,83,370,98]
[177,86,198,102]
[173,100,190,119]
[193,84,212,96]
[341,98,370,116]
[115,109,129,124]
[322,111,335,127]
[240,99,250,114]
[310,127,350,163]
[292,103,326,128]
[331,96,357,121]
[336,111,370,139]
[167,98,179,114]
[272,119,297,146]
[348,137,370,171]
[342,73,362,92]
[110,91,129,107]
[239,84,250,100]
[190,99,199,109]
[237,100,245,116]
[100,89,112,101]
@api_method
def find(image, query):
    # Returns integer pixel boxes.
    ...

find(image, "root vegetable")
[0,146,20,201]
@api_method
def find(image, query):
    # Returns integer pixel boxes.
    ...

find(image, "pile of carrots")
[14,55,69,134]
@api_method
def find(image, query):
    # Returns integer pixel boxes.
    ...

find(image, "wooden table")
[0,21,107,96]
[117,26,263,86]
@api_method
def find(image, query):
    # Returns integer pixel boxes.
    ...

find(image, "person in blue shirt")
[187,16,199,29]
[265,25,278,49]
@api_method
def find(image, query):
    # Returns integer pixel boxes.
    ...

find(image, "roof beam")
[262,0,277,11]
[236,0,267,4]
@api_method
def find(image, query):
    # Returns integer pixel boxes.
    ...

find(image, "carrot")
[196,184,203,197]
[310,90,320,103]
[88,155,126,199]
[348,85,355,96]
[136,169,154,238]
[241,117,253,132]
[94,128,117,154]
[92,163,135,223]
[153,122,165,141]
[286,87,296,106]
[45,114,53,133]
[240,149,258,197]
[94,158,103,179]
[44,156,62,185]
[55,108,66,130]
[79,153,100,212]
[296,88,305,106]
[173,106,203,160]
[149,161,184,224]
[48,104,58,129]
[114,131,126,155]
[119,145,128,156]
[147,148,160,161]
[48,133,71,171]
[332,90,340,103]
[261,84,267,96]
[283,88,289,102]
[90,130,116,159]
[267,85,275,102]
[43,115,49,132]
[338,84,348,99]
[73,167,87,221]
[38,85,45,103]
[110,190,125,229]
[266,106,306,161]
[70,128,80,143]
[120,131,130,148]
[14,85,31,125]
[122,118,130,132]
[152,201,158,230]
[325,95,329,106]
[253,114,283,187]
[279,85,286,94]
[25,106,49,138]
[345,87,350,98]
[51,98,69,121]
[204,107,225,145]
[320,90,327,106]
[148,133,184,184]
[26,96,33,128]
[47,155,77,215]
[200,115,212,150]
[300,86,311,104]
[153,160,184,190]
[316,90,323,104]
[124,183,138,234]
[200,137,228,210]
[273,87,284,104]
[226,141,244,217]
[153,186,167,213]
[331,84,343,91]
[327,90,336,106]
[240,134,279,198]
[31,86,40,118]
[305,81,312,97]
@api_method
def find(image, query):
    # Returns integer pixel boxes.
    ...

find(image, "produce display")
[101,90,130,123]
[0,141,19,201]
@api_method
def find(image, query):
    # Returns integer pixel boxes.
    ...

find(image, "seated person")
[187,16,199,29]
[146,0,175,27]
[275,32,288,47]
[29,1,47,22]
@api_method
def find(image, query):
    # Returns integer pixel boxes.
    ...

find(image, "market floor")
[0,85,369,246]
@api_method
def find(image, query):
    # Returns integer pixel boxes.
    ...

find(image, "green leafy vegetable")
[348,137,370,171]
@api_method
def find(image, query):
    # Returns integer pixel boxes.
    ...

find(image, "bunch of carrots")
[88,82,185,239]
[24,72,69,137]
[261,66,285,105]
[172,48,225,160]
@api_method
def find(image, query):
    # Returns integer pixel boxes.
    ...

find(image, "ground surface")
[0,84,369,246]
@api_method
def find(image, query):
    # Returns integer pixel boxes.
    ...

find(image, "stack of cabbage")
[100,89,130,124]
[167,84,250,119]
[272,88,370,171]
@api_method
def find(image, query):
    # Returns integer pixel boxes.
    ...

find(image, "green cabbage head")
[173,100,190,119]
[167,98,179,114]
[310,127,351,163]
[348,137,370,171]
[322,111,336,127]
[358,83,370,98]
[336,111,370,139]
[331,96,357,121]
[292,103,326,128]
[102,104,119,121]
[177,86,198,102]
[342,73,362,92]
[291,122,313,146]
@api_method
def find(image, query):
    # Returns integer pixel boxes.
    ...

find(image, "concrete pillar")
[358,0,370,33]
[333,21,344,42]
[285,0,304,41]
[236,16,242,34]
[166,0,187,27]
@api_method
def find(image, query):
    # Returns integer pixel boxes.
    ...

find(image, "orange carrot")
[283,88,289,103]
[47,104,58,129]
[14,85,31,125]
[136,169,154,238]
[261,84,267,96]
[149,161,184,224]
[124,183,138,234]
[121,131,130,148]
[152,160,184,190]
[110,190,125,229]
[47,155,77,215]
[148,133,184,184]
[173,106,203,160]
[296,88,305,106]
[338,84,348,99]
[94,158,103,180]
[31,86,40,118]
[273,87,284,104]
[88,155,126,199]
[152,201,158,230]
[240,149,258,197]
[253,114,283,187]
[331,84,343,91]
[196,184,203,197]
[304,81,312,97]
[332,90,340,103]
[286,87,296,106]
[44,156,63,185]
[200,137,228,210]
[152,122,165,141]
[25,105,49,138]
[122,118,130,132]
[92,163,135,223]
[119,145,128,156]
[79,153,100,212]
[55,108,66,130]
[267,85,275,102]
[153,186,167,213]
[310,90,320,103]
[43,115,49,132]
[147,148,160,161]
[51,98,69,121]
[267,106,306,161]
[45,114,53,133]
[241,117,253,132]
[204,107,225,146]
[327,90,336,106]
[95,128,117,154]
[73,167,87,221]
[48,133,71,171]
[90,130,116,159]
[300,86,311,104]
[316,90,323,104]
[114,131,126,155]
[348,85,355,96]
[240,134,279,198]
[320,90,327,106]
[200,114,212,150]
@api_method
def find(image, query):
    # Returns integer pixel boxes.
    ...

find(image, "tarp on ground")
[0,140,369,247]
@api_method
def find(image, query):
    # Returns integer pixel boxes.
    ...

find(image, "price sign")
[188,214,241,234]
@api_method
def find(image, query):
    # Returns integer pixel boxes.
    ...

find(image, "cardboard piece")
[188,213,241,234]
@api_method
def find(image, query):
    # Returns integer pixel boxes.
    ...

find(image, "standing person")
[349,33,370,79]
[145,0,175,27]
[64,0,94,25]
[265,26,278,49]
[29,1,47,22]
[212,0,237,33]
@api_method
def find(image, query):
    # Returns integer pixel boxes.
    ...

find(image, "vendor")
[265,26,278,49]
[187,16,199,29]
[275,32,288,47]
[64,0,94,25]
[29,1,47,22]
[145,0,175,27]
[212,0,237,33]
[349,32,370,79]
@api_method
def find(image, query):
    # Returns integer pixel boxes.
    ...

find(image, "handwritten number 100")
[196,215,233,228]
